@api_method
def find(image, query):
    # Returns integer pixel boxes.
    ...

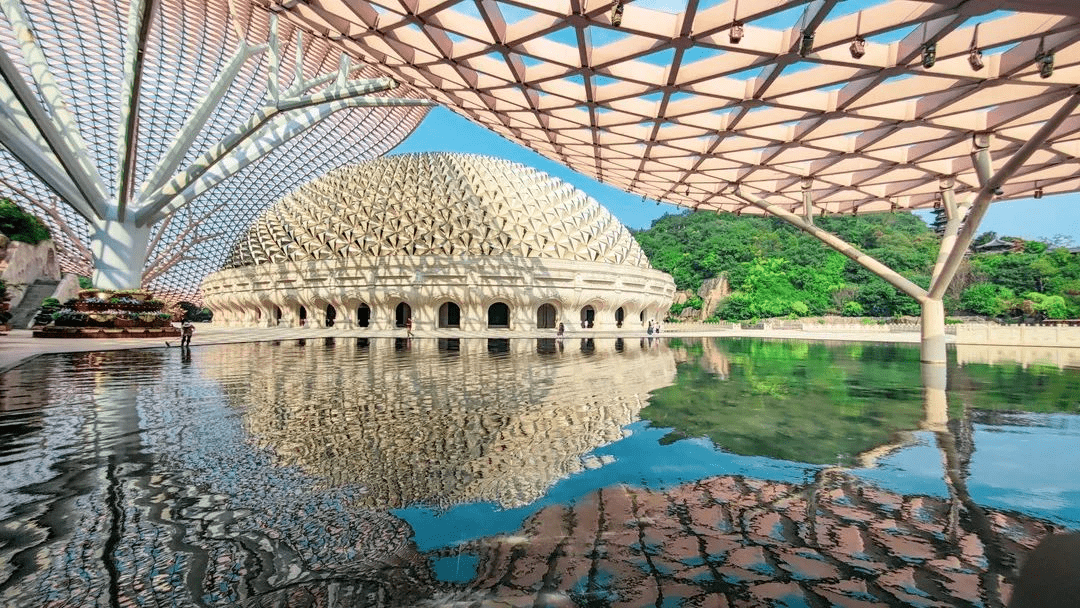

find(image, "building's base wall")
[200,255,676,331]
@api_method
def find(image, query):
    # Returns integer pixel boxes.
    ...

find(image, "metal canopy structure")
[270,0,1080,363]
[0,0,430,302]
[268,0,1080,214]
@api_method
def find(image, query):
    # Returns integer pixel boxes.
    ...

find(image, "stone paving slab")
[0,324,929,374]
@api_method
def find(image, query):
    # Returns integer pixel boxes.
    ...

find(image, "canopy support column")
[731,188,950,362]
[929,92,1080,301]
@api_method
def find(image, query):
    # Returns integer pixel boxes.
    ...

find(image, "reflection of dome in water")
[205,338,676,509]
[223,152,653,268]
[201,153,674,331]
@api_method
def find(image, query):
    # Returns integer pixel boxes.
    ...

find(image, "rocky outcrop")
[0,237,80,328]
[672,275,730,321]
[0,236,62,309]
[698,275,728,319]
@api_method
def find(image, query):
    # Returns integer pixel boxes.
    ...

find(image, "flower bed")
[35,288,179,339]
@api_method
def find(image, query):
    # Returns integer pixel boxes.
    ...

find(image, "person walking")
[405,316,413,337]
[181,320,194,347]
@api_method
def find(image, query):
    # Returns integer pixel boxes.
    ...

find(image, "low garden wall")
[954,324,1080,348]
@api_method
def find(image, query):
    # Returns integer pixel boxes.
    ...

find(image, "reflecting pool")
[0,337,1077,607]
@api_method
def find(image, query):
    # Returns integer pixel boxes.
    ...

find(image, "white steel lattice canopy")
[267,0,1080,216]
[0,0,429,303]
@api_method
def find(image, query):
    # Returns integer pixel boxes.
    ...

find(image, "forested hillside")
[632,210,1080,321]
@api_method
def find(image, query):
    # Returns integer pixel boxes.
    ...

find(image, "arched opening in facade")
[275,306,282,325]
[615,306,625,328]
[325,304,336,327]
[640,310,645,323]
[487,302,510,328]
[356,303,370,328]
[536,303,557,329]
[580,305,595,328]
[438,301,461,328]
[298,305,307,326]
[395,302,412,328]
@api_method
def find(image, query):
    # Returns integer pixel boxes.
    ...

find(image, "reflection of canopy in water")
[208,338,676,508]
[461,472,1062,607]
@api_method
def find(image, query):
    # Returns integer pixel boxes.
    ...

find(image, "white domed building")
[200,153,675,331]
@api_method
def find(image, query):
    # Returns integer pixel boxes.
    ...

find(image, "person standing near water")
[181,320,194,347]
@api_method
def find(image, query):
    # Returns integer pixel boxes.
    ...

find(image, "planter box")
[72,302,113,312]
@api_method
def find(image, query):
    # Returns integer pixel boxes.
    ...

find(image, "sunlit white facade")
[201,152,676,330]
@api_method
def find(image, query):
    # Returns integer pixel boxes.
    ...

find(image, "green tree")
[960,283,1014,316]
[0,199,51,244]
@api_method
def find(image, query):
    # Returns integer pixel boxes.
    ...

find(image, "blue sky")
[392,107,1080,244]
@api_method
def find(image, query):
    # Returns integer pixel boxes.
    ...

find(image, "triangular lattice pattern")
[271,0,1080,216]
[223,152,652,269]
[0,0,428,303]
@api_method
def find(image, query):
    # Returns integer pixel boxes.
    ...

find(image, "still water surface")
[0,337,1077,607]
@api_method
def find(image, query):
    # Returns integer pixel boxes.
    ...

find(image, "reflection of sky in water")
[856,420,1080,526]
[969,417,1080,516]
[399,421,818,550]
[402,416,1080,551]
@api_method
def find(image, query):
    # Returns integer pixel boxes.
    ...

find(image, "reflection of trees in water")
[644,338,927,465]
[207,338,677,509]
[645,338,1080,466]
[453,472,1063,607]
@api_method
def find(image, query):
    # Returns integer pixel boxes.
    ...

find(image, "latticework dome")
[223,152,652,269]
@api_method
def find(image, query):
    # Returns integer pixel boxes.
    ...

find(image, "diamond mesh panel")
[0,0,428,303]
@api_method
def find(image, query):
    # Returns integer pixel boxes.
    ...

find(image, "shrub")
[0,199,51,244]
[34,297,63,325]
[842,301,864,317]
[670,295,703,316]
[1020,292,1068,319]
[960,282,1014,317]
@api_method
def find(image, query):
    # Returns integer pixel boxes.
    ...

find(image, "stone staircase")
[9,279,58,329]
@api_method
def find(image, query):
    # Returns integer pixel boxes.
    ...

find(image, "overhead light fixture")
[1035,36,1054,78]
[850,12,865,59]
[684,184,690,196]
[921,42,936,69]
[610,0,624,27]
[850,36,866,59]
[729,0,743,44]
[1038,51,1054,78]
[968,47,984,71]
[1034,186,1044,199]
[729,21,744,44]
[968,23,984,71]
[799,31,815,56]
